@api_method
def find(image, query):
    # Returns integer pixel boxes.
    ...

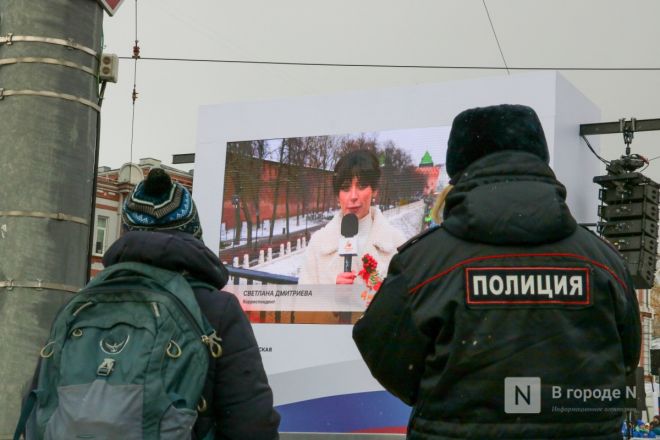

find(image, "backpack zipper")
[72,301,94,316]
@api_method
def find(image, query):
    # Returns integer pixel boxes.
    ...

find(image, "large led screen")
[193,73,601,435]
[219,127,449,324]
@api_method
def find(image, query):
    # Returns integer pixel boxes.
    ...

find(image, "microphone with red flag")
[339,213,359,272]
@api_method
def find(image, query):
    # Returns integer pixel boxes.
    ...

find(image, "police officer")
[353,104,641,440]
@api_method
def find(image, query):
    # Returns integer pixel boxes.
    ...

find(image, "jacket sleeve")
[211,293,280,439]
[352,253,431,406]
[297,238,319,284]
[617,270,642,375]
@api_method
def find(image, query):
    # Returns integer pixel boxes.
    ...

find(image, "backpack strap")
[187,278,219,440]
[13,391,36,440]
[14,355,42,440]
[192,356,217,440]
[87,261,182,294]
[186,278,217,293]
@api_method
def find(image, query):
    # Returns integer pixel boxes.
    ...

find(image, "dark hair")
[332,149,380,195]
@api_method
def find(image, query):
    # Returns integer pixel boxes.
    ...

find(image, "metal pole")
[255,207,260,250]
[86,81,107,282]
[0,0,103,434]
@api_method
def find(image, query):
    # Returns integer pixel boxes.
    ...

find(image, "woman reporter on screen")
[298,149,405,285]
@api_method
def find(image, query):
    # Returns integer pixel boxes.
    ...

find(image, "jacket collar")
[318,207,399,255]
[443,151,577,245]
[103,230,228,289]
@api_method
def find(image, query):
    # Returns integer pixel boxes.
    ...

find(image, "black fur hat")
[445,104,549,179]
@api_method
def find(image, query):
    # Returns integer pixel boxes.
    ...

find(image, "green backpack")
[15,262,222,440]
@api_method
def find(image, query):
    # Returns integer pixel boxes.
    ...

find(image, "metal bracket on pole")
[579,118,660,137]
[0,57,97,76]
[621,118,636,155]
[0,33,98,58]
[0,88,101,112]
[0,279,79,294]
[0,210,89,225]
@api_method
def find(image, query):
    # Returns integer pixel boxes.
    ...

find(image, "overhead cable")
[482,0,509,75]
[116,56,660,71]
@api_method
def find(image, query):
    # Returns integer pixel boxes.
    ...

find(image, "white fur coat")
[298,207,406,285]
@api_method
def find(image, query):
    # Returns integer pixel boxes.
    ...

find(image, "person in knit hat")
[353,104,640,440]
[106,168,280,439]
[122,167,203,238]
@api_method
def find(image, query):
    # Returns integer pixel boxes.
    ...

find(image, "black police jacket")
[353,151,641,440]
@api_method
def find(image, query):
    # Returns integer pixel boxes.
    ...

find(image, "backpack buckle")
[97,358,116,377]
[202,331,223,358]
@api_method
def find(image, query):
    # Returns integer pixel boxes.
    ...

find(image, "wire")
[580,135,610,165]
[637,154,651,173]
[115,56,660,71]
[482,0,509,75]
[98,81,107,106]
[128,0,139,183]
[134,0,138,45]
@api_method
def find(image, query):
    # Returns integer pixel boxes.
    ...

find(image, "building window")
[95,216,108,254]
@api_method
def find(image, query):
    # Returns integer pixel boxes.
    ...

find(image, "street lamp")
[232,194,240,246]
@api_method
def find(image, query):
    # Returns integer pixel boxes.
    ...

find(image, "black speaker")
[651,349,660,375]
[595,172,659,289]
[624,366,647,412]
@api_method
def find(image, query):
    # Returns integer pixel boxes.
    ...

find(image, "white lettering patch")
[466,267,591,307]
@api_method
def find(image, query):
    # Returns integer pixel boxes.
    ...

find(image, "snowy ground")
[246,201,426,279]
[221,209,332,248]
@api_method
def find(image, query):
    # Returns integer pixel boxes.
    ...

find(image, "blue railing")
[226,266,298,285]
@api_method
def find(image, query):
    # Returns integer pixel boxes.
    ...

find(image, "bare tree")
[227,141,258,247]
[378,140,425,206]
[250,140,266,248]
[268,139,287,242]
[335,133,378,160]
[316,136,341,211]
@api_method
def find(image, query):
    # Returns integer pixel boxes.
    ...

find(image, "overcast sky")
[99,0,660,181]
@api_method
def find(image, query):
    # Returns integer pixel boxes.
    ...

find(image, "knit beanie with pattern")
[122,168,202,239]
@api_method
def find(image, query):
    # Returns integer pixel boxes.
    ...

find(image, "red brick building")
[221,154,333,230]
